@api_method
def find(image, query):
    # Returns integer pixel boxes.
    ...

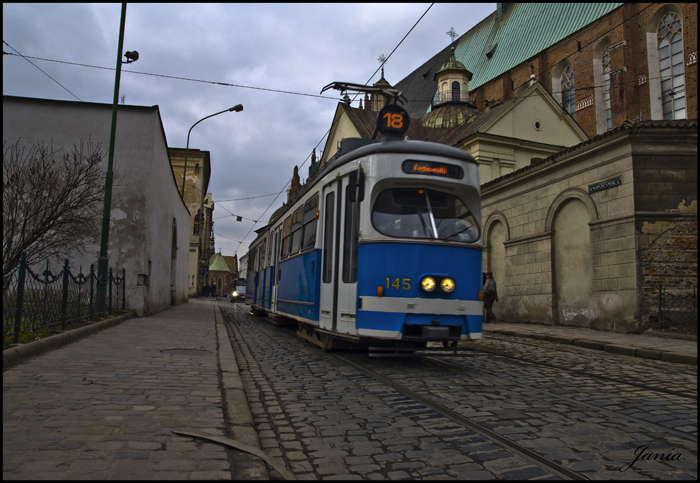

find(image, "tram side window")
[323,192,334,284]
[301,193,319,252]
[267,232,273,264]
[280,216,292,259]
[259,239,266,268]
[343,184,359,283]
[248,246,257,271]
[289,207,304,255]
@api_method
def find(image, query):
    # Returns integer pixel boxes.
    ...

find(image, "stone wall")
[482,121,696,332]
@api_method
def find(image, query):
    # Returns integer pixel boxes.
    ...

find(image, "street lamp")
[97,3,136,296]
[181,104,243,198]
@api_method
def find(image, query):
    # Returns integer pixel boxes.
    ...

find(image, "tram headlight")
[441,277,455,293]
[421,276,436,292]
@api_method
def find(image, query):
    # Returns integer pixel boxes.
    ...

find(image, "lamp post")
[97,3,138,297]
[181,104,243,198]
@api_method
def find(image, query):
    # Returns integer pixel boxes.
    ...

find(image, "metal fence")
[657,283,697,334]
[3,251,125,345]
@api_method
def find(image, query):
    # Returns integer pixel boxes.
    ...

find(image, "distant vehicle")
[231,285,246,303]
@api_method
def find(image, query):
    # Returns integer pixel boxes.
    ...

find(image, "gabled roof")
[223,255,238,274]
[396,3,623,117]
[333,81,587,151]
[481,119,697,190]
[458,3,623,90]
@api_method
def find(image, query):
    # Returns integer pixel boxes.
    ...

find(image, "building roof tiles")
[396,3,623,118]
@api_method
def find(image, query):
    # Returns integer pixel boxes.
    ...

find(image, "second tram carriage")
[245,84,483,350]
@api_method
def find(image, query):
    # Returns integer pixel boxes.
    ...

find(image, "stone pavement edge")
[482,320,697,366]
[3,298,270,480]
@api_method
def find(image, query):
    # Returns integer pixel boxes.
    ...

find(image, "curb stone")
[214,302,271,480]
[2,312,136,370]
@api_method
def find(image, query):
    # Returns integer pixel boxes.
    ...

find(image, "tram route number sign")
[377,104,410,137]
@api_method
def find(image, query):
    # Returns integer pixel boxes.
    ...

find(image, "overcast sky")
[3,3,496,261]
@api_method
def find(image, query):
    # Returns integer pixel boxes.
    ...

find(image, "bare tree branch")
[3,138,106,276]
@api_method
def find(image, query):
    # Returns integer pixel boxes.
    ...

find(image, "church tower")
[423,47,478,128]
[369,67,393,111]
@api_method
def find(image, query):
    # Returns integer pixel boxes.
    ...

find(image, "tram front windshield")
[372,188,480,243]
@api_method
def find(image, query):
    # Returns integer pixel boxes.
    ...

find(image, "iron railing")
[657,283,697,334]
[434,91,471,104]
[3,251,125,345]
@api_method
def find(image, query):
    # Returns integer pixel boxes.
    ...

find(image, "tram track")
[246,319,592,479]
[224,306,696,479]
[420,353,698,444]
[331,352,589,480]
[451,337,697,400]
[285,325,696,444]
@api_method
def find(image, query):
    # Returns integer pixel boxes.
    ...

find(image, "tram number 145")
[386,277,411,290]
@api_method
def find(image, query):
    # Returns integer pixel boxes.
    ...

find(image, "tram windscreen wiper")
[444,224,474,241]
[421,191,439,238]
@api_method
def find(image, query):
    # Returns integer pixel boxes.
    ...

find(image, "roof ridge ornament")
[446,27,458,42]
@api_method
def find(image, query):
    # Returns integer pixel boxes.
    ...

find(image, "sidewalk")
[482,320,697,366]
[3,303,696,479]
[2,298,268,480]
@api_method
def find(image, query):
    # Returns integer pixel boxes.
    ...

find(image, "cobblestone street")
[220,302,697,480]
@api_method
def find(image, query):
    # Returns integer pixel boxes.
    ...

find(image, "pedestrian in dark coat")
[483,271,498,323]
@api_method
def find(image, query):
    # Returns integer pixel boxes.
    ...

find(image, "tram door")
[270,228,280,313]
[320,177,359,335]
[320,182,338,331]
[256,238,266,307]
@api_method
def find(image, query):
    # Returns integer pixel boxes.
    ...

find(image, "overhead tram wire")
[215,192,281,202]
[1,49,341,102]
[235,3,436,255]
[4,43,340,257]
[3,40,83,102]
[5,4,437,255]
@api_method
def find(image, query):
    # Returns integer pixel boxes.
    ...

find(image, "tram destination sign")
[402,160,463,179]
[588,175,622,194]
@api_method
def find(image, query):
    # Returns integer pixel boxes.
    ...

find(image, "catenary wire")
[3,41,83,102]
[233,3,436,255]
[2,49,342,102]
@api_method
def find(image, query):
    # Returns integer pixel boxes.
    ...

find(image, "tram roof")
[260,138,477,234]
[327,138,477,171]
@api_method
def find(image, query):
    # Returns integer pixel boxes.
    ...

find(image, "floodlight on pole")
[181,104,243,198]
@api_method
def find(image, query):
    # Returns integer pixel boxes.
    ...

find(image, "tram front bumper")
[357,296,483,340]
[359,296,482,316]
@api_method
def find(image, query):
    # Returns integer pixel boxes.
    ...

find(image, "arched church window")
[452,81,460,102]
[602,44,612,131]
[561,65,576,120]
[658,12,685,119]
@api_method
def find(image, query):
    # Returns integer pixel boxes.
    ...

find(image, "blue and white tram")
[246,96,483,350]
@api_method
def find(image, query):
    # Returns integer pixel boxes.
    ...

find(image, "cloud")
[3,2,496,257]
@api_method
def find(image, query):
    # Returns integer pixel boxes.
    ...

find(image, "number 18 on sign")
[377,104,410,137]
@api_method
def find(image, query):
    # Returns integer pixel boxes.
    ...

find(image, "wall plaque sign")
[589,175,622,194]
